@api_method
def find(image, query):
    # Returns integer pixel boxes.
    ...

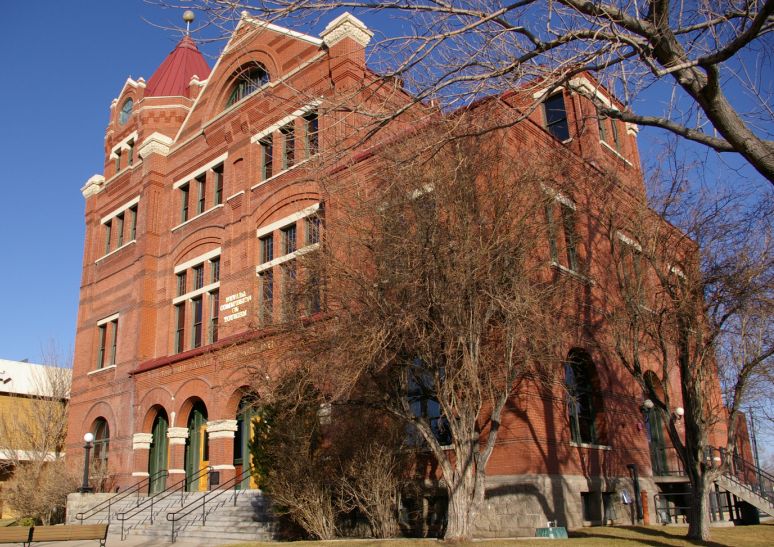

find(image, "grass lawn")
[225,523,774,546]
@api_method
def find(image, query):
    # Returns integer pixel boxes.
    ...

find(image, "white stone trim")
[87,364,116,376]
[256,243,319,274]
[168,468,186,474]
[97,313,120,326]
[110,131,139,158]
[211,464,236,471]
[174,248,222,274]
[600,140,633,165]
[570,442,612,450]
[167,427,189,445]
[241,12,323,47]
[138,132,174,159]
[206,419,238,439]
[616,231,642,251]
[173,282,221,305]
[226,191,245,202]
[250,158,312,190]
[320,12,373,47]
[541,184,576,209]
[250,101,323,144]
[256,204,320,238]
[132,433,154,450]
[173,153,229,189]
[0,449,59,462]
[131,472,150,477]
[100,196,140,225]
[171,204,225,232]
[95,240,136,263]
[568,77,618,110]
[81,175,106,198]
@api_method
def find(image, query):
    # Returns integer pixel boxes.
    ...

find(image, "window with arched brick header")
[565,349,600,445]
[91,417,110,469]
[226,63,270,108]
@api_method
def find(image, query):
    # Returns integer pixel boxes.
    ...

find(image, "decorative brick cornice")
[81,174,105,198]
[138,132,174,159]
[320,12,373,47]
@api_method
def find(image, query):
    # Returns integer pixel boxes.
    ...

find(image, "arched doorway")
[184,401,208,491]
[644,371,668,475]
[234,396,258,490]
[148,409,169,493]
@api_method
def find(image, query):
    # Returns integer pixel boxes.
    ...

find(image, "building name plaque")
[220,291,252,322]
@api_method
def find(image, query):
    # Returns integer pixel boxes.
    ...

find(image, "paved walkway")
[25,538,243,547]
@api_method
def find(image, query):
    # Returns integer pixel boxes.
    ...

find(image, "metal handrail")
[75,469,168,524]
[166,467,253,543]
[116,466,212,541]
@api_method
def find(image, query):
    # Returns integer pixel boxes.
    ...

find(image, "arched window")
[119,98,133,125]
[225,64,269,108]
[91,418,110,469]
[565,350,599,445]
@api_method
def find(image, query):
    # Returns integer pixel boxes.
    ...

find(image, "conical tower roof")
[145,36,211,97]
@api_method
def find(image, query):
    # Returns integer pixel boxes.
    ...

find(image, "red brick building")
[67,12,742,536]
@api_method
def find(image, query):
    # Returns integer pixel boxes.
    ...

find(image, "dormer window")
[543,93,570,141]
[119,98,133,125]
[226,63,269,108]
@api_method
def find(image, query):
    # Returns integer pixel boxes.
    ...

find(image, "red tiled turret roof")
[145,36,211,97]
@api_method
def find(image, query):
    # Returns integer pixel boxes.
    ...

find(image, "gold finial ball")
[183,10,195,23]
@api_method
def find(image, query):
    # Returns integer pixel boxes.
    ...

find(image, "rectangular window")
[176,271,187,296]
[192,296,203,349]
[175,303,186,353]
[180,183,190,222]
[304,111,319,157]
[281,124,295,169]
[545,202,559,264]
[282,224,297,255]
[114,150,121,173]
[610,118,621,151]
[260,235,274,263]
[196,174,206,215]
[213,164,223,206]
[104,220,112,255]
[597,115,608,143]
[209,290,219,343]
[116,213,125,248]
[129,205,138,241]
[109,320,118,366]
[308,267,321,314]
[210,257,220,283]
[282,262,297,320]
[260,138,273,180]
[543,93,570,141]
[260,270,273,324]
[193,264,204,290]
[127,140,134,166]
[306,215,321,245]
[97,324,107,369]
[561,204,578,272]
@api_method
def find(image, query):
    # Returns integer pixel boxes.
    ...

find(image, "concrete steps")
[716,474,774,514]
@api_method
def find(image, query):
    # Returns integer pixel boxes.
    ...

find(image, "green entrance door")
[148,410,168,493]
[646,408,668,475]
[184,401,208,491]
[234,397,257,490]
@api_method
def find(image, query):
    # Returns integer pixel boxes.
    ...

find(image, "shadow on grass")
[570,526,729,547]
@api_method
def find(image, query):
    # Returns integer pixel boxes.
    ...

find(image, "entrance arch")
[148,408,169,493]
[234,395,260,489]
[184,400,209,491]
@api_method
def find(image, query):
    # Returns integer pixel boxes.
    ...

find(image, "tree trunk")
[687,472,711,540]
[443,460,479,541]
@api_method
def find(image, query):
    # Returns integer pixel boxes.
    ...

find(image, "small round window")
[119,98,133,125]
[226,64,269,108]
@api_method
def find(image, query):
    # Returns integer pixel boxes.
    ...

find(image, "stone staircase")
[72,489,274,543]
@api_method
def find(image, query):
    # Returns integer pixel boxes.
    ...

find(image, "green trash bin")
[535,526,568,538]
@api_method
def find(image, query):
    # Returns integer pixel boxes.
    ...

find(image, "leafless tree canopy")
[158,0,774,183]
[602,154,774,539]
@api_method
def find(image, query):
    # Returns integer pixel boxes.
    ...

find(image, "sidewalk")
[28,537,242,547]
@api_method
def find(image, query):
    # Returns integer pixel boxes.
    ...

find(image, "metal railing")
[730,454,774,505]
[116,466,212,541]
[166,467,254,543]
[651,446,686,477]
[75,469,168,524]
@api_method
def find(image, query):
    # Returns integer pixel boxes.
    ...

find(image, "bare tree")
[260,123,570,541]
[156,0,774,184]
[0,346,77,524]
[601,156,774,539]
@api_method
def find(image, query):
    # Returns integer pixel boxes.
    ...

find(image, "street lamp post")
[79,432,95,493]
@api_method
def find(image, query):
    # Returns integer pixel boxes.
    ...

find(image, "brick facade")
[67,12,735,535]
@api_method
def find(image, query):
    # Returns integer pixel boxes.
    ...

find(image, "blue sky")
[0,1,768,365]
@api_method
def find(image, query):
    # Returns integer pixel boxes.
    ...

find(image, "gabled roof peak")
[146,35,211,98]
